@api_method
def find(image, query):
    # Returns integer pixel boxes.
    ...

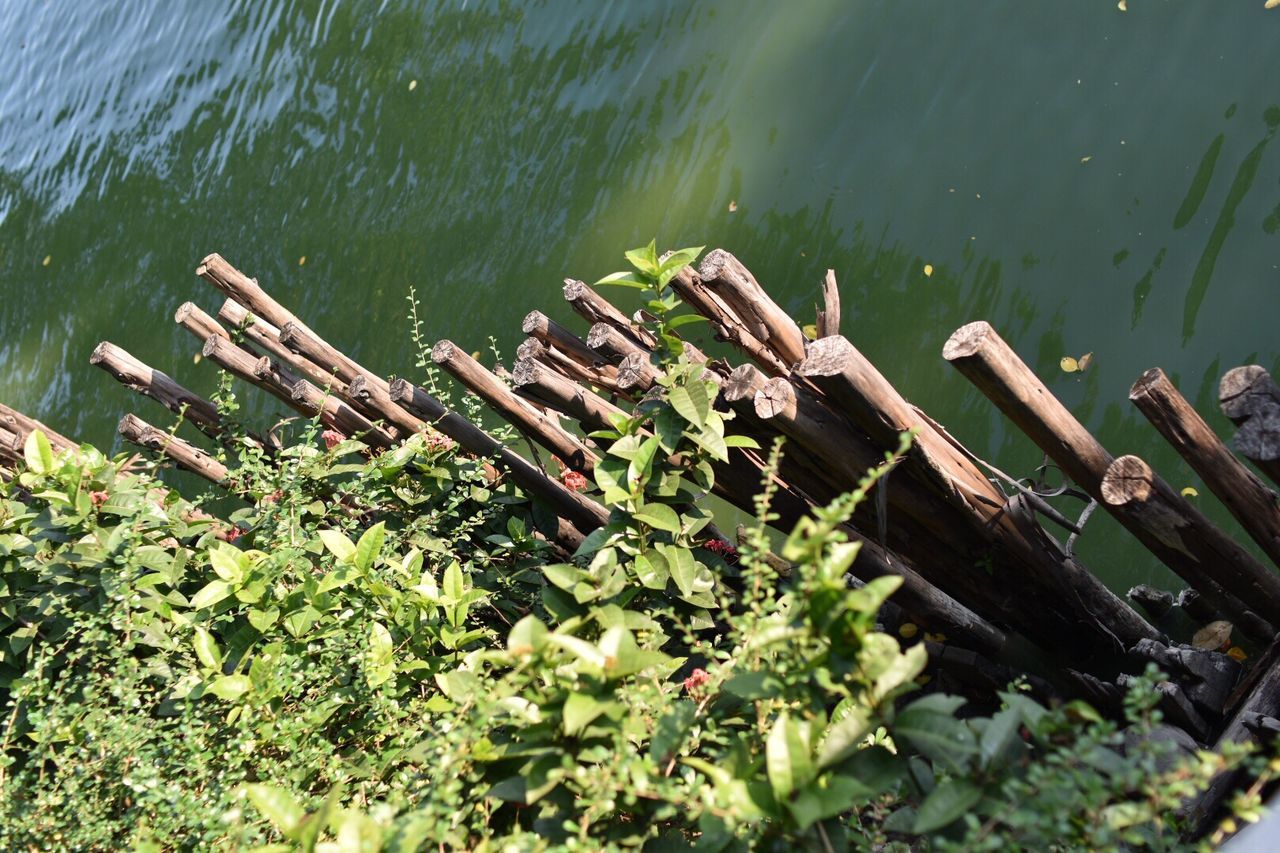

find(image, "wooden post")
[517,337,625,395]
[389,378,609,538]
[698,249,807,367]
[1101,455,1280,631]
[1236,410,1280,490]
[290,380,396,449]
[1130,368,1280,567]
[174,302,232,344]
[522,311,604,372]
[587,322,648,364]
[432,340,599,475]
[563,279,656,348]
[90,342,226,443]
[1220,365,1280,425]
[346,375,430,438]
[816,269,841,338]
[943,322,1278,636]
[218,299,341,392]
[0,402,77,453]
[118,413,230,487]
[511,357,627,434]
[670,265,790,376]
[616,351,661,392]
[201,336,298,410]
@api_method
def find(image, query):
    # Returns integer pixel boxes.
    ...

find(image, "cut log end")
[511,358,542,387]
[1237,410,1280,463]
[278,321,300,346]
[430,340,458,365]
[388,377,413,403]
[89,341,113,365]
[347,375,371,399]
[941,321,996,361]
[616,352,652,390]
[521,310,549,336]
[516,337,546,361]
[1220,365,1280,422]
[1130,367,1169,400]
[795,335,857,378]
[291,380,317,403]
[201,335,224,358]
[755,377,796,421]
[585,323,613,350]
[697,248,732,280]
[174,302,197,323]
[1101,455,1156,506]
[562,279,588,301]
[724,363,767,403]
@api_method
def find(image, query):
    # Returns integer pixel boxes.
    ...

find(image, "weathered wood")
[118,413,230,487]
[517,336,626,395]
[816,269,841,339]
[1101,454,1280,631]
[1220,366,1280,425]
[197,253,366,383]
[201,335,297,410]
[1131,368,1280,567]
[698,249,807,367]
[670,265,790,376]
[1128,637,1241,720]
[511,357,626,434]
[563,279,656,348]
[389,378,608,538]
[0,402,77,453]
[1129,585,1175,619]
[586,322,648,364]
[616,351,661,392]
[432,340,598,475]
[1236,408,1280,489]
[346,375,430,438]
[522,311,604,372]
[290,380,396,449]
[174,302,232,344]
[943,322,1272,638]
[0,425,19,464]
[90,342,226,444]
[218,299,340,392]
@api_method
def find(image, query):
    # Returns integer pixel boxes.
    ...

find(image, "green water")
[2,0,1278,595]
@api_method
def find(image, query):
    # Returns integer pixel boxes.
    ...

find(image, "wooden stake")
[616,351,661,392]
[346,375,430,438]
[816,269,841,338]
[118,413,230,487]
[698,249,807,366]
[670,265,790,376]
[563,279,656,348]
[587,322,648,364]
[1131,368,1280,567]
[432,340,598,474]
[511,357,626,434]
[943,321,1270,638]
[175,302,232,344]
[218,299,341,392]
[1220,366,1280,425]
[0,402,77,453]
[518,337,625,395]
[90,342,226,443]
[290,380,396,449]
[1100,454,1280,628]
[522,311,604,371]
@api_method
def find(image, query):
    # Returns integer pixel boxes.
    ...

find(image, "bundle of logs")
[1,248,1278,834]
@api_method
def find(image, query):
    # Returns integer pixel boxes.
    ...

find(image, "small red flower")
[704,539,739,564]
[683,668,710,695]
[225,525,247,543]
[321,429,345,450]
[425,433,455,452]
[89,490,109,508]
[561,469,588,492]
[261,489,284,505]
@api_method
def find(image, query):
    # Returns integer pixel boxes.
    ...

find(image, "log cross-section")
[698,249,807,367]
[563,279,656,348]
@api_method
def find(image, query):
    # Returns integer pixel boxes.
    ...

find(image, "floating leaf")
[42,255,51,266]
[1078,352,1094,371]
[1181,486,1199,498]
[408,79,418,91]
[923,264,934,277]
[1268,0,1280,9]
[1060,356,1080,373]
[728,200,738,212]
[1081,155,1093,164]
[1118,0,1127,9]
[1192,620,1232,651]
[1228,646,1248,662]
[802,323,818,340]
[298,256,306,266]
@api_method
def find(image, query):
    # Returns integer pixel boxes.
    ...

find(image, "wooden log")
[698,249,807,367]
[616,351,661,392]
[218,299,340,392]
[90,342,226,443]
[432,340,598,475]
[290,380,396,449]
[816,269,841,339]
[201,336,298,410]
[522,311,604,372]
[174,301,231,343]
[511,357,626,434]
[389,378,608,538]
[196,252,365,383]
[346,375,430,438]
[0,402,77,453]
[563,279,656,348]
[943,322,1274,638]
[670,265,790,376]
[1220,365,1280,425]
[1128,585,1175,619]
[1130,368,1280,567]
[1236,409,1280,490]
[0,425,21,465]
[517,337,626,395]
[1100,455,1280,629]
[586,322,649,364]
[118,413,230,487]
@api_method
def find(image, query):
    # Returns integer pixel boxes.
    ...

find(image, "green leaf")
[209,544,246,584]
[595,271,650,290]
[895,700,978,772]
[443,560,465,601]
[624,239,659,275]
[190,580,232,610]
[366,622,395,687]
[912,779,984,834]
[818,702,872,769]
[668,382,710,428]
[627,436,661,491]
[766,712,815,802]
[508,615,548,656]
[318,529,356,562]
[667,547,697,598]
[979,707,1024,769]
[206,674,252,701]
[664,313,707,330]
[192,626,223,671]
[563,692,607,736]
[633,503,681,534]
[23,430,55,474]
[244,784,304,838]
[354,521,386,572]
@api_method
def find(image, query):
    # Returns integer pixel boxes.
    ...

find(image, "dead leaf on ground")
[1192,620,1232,651]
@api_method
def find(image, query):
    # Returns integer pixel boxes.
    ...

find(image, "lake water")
[2,0,1278,594]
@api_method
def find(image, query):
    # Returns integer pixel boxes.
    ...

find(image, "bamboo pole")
[90,342,226,443]
[616,351,661,392]
[1100,455,1280,630]
[517,337,626,395]
[511,357,627,434]
[522,311,604,372]
[389,378,608,537]
[0,402,77,453]
[1130,368,1280,567]
[670,265,790,376]
[943,321,1280,635]
[217,299,340,392]
[698,249,807,367]
[118,413,230,487]
[432,340,598,475]
[587,322,649,364]
[289,380,396,449]
[563,279,656,348]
